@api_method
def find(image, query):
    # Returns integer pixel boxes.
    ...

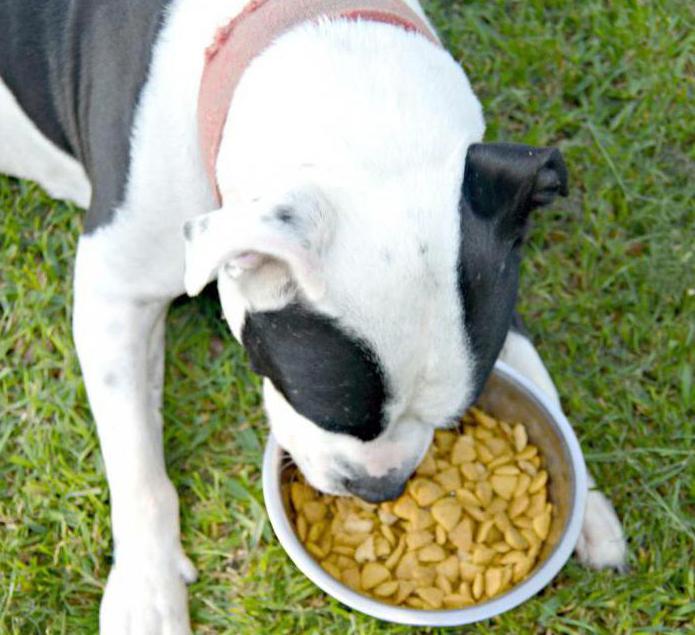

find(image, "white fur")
[500,331,627,570]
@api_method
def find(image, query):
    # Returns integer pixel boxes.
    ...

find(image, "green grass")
[1,1,693,633]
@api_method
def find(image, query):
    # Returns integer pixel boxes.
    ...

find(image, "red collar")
[198,0,440,205]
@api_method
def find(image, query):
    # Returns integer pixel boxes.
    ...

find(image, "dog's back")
[0,0,170,214]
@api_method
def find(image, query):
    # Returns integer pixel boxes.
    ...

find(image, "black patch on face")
[242,304,389,441]
[0,0,172,232]
[458,143,568,398]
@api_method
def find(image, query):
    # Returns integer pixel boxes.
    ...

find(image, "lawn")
[1,1,693,633]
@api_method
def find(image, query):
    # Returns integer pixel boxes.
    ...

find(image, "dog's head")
[183,142,567,501]
[183,18,567,501]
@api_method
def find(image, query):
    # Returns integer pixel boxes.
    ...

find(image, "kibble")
[285,406,554,609]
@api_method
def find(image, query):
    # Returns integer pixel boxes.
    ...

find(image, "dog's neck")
[197,0,439,205]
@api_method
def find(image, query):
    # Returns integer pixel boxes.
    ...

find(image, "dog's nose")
[344,474,407,503]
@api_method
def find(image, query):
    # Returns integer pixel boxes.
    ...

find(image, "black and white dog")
[0,0,626,632]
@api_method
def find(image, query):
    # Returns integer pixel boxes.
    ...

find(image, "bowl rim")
[262,360,587,626]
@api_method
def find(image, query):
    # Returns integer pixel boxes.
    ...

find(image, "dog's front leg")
[499,329,627,571]
[73,239,195,635]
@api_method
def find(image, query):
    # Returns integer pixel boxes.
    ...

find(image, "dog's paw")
[100,549,197,635]
[575,486,627,571]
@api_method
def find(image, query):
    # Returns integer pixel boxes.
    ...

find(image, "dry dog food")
[284,407,554,610]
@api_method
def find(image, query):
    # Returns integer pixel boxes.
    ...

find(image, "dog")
[0,0,627,632]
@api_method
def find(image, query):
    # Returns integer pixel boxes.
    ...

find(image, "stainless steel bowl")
[262,360,587,626]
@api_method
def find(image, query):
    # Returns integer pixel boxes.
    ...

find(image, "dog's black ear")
[463,143,568,236]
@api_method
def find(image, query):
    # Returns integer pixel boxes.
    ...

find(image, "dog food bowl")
[262,360,587,626]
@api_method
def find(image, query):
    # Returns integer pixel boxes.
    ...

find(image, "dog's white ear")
[183,188,335,306]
